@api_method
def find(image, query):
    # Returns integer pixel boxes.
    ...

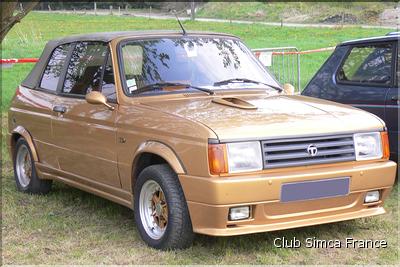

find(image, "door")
[51,41,120,187]
[16,44,72,169]
[334,42,395,120]
[384,46,399,159]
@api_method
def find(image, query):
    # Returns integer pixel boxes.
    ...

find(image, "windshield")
[119,37,279,96]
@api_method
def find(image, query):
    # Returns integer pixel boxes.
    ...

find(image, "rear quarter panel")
[8,86,57,168]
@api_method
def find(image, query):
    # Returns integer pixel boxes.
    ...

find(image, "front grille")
[261,134,356,169]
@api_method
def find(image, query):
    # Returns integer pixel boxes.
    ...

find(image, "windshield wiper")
[134,82,215,95]
[213,78,283,92]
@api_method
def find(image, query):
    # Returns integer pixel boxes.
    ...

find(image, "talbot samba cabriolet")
[8,30,397,249]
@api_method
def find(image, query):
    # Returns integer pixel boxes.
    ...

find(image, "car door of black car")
[384,44,399,159]
[333,42,395,120]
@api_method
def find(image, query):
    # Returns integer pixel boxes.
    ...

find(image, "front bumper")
[178,160,397,236]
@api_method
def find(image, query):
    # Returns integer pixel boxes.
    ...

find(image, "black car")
[302,33,399,162]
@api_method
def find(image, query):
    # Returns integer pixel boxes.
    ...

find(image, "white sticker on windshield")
[127,79,137,93]
[259,52,272,67]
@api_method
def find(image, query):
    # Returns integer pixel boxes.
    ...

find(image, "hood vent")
[212,97,257,110]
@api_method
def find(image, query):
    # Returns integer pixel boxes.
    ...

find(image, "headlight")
[353,132,382,161]
[208,141,263,174]
[226,142,263,173]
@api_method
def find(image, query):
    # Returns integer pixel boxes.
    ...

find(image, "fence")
[253,47,301,93]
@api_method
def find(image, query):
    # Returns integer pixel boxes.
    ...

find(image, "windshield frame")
[117,35,280,98]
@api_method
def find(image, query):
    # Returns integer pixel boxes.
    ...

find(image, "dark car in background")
[302,33,399,162]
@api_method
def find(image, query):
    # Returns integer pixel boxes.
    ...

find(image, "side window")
[40,44,71,91]
[101,53,116,101]
[337,44,393,85]
[62,42,107,95]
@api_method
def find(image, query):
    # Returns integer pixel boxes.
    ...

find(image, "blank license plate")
[280,177,350,203]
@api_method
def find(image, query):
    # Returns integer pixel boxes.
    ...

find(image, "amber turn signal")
[381,131,390,160]
[208,144,228,175]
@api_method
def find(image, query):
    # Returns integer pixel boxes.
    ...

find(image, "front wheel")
[134,164,194,250]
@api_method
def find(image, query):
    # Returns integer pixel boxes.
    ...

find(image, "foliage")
[0,1,39,42]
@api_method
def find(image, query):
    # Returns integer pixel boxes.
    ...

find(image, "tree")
[190,1,195,21]
[1,1,39,43]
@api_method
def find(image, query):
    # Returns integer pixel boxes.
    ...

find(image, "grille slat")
[265,156,356,169]
[264,134,354,143]
[266,148,355,161]
[264,140,354,152]
[262,134,356,169]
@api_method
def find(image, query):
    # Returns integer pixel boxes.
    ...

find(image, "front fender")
[133,141,186,174]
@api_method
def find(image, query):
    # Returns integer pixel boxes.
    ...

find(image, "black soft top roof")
[22,30,238,89]
[338,34,399,46]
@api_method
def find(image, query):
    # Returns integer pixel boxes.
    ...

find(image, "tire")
[134,164,194,250]
[13,138,52,194]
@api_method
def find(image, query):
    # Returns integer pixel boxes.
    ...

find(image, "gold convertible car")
[7,31,397,249]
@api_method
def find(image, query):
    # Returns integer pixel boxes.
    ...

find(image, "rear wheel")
[134,164,194,250]
[13,138,52,194]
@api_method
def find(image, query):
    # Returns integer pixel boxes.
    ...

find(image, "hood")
[140,94,384,141]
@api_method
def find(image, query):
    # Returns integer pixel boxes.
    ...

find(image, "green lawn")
[1,12,398,264]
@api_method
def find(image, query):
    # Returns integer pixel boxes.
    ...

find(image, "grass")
[1,12,399,264]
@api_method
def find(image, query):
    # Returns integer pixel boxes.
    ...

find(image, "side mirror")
[85,91,114,110]
[283,83,295,95]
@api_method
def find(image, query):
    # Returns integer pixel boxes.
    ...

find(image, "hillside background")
[35,1,399,27]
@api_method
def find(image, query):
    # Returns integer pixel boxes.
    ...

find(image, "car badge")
[307,144,318,157]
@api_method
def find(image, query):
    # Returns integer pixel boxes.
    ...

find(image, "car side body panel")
[385,87,399,158]
[35,161,132,207]
[51,95,120,187]
[8,86,58,168]
[115,104,217,192]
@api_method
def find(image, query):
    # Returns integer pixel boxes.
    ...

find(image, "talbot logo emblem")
[307,144,318,157]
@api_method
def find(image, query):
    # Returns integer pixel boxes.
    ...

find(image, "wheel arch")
[10,126,39,162]
[131,141,186,190]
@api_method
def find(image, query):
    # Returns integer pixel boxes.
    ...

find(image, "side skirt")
[35,162,133,209]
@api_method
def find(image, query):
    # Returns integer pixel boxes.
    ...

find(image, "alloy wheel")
[139,180,168,240]
[15,144,32,188]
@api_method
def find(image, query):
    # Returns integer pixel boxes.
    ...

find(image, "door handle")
[53,105,67,113]
[391,96,399,101]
